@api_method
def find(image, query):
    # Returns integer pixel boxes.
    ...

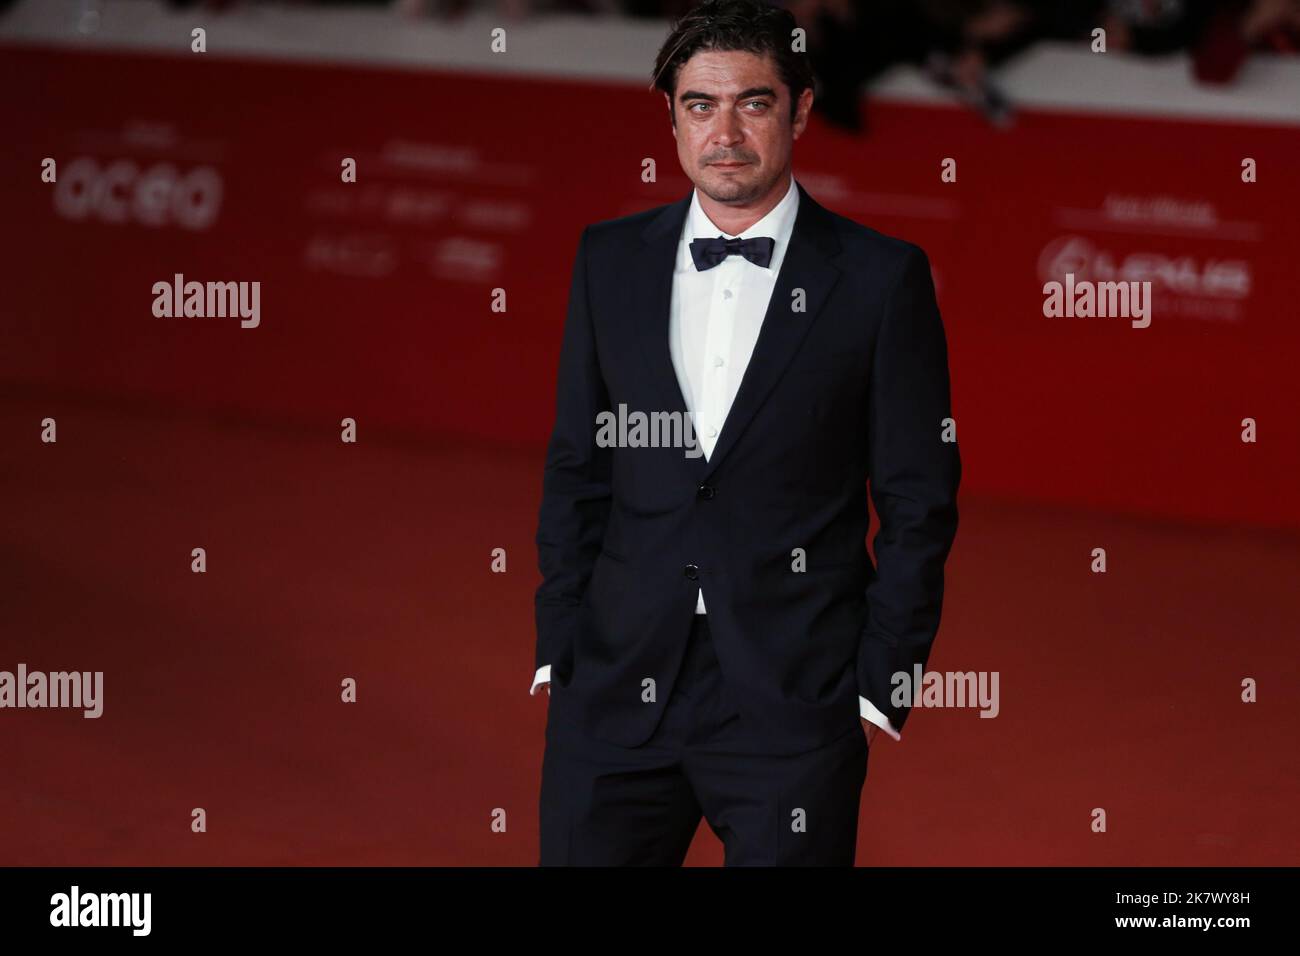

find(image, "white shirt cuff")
[859,695,901,741]
[530,664,551,696]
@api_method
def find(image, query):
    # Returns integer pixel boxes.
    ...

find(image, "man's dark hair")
[651,0,815,125]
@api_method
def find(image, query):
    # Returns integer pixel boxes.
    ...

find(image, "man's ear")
[791,86,815,139]
[663,91,676,133]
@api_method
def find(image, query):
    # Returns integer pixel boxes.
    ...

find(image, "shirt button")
[722,289,733,299]
[712,356,724,367]
[707,426,718,437]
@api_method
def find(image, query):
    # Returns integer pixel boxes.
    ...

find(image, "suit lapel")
[630,179,843,483]
[700,181,842,481]
[632,188,707,481]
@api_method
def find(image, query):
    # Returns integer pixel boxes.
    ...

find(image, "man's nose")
[712,110,744,147]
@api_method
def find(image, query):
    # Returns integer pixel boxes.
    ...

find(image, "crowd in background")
[780,0,1300,130]
[97,0,1300,130]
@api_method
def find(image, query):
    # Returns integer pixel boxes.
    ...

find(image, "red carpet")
[1,388,1296,865]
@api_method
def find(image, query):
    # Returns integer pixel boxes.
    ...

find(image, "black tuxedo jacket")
[534,179,960,754]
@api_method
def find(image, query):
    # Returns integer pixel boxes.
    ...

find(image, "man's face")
[664,48,812,205]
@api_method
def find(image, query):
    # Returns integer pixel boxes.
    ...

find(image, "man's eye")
[687,101,768,113]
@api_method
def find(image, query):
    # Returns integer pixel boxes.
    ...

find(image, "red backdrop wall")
[2,45,1296,529]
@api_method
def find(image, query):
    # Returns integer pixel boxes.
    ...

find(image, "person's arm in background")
[532,226,613,697]
[856,244,961,739]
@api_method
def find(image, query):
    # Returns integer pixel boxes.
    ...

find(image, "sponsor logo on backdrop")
[303,234,399,277]
[53,158,223,230]
[1039,235,1251,322]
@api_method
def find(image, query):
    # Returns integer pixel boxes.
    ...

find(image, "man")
[531,0,960,865]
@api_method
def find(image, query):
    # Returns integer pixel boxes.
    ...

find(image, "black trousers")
[539,614,869,865]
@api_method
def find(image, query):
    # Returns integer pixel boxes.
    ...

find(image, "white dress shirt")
[531,174,901,742]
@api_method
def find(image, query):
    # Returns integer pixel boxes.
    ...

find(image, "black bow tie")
[689,235,775,271]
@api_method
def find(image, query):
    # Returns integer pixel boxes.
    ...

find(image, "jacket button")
[684,564,699,580]
[697,484,716,500]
